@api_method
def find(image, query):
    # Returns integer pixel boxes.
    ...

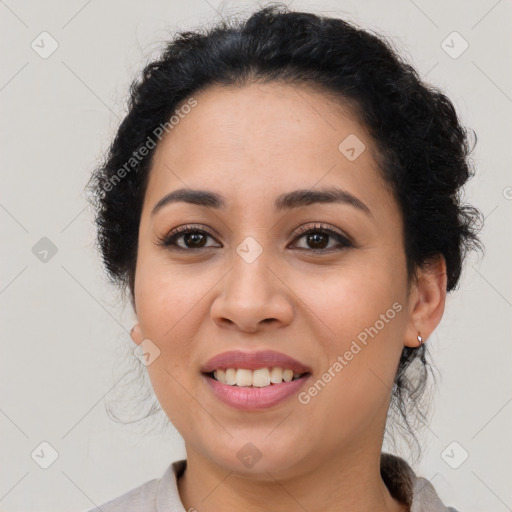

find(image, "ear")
[404,254,448,348]
[130,323,144,346]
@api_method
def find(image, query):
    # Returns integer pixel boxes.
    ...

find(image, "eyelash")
[156,223,354,254]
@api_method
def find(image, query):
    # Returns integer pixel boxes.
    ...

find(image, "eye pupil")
[185,232,206,248]
[307,233,328,249]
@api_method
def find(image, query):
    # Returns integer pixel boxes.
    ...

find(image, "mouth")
[202,368,312,410]
[200,349,312,409]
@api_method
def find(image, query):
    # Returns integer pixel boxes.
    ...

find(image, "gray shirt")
[86,453,459,511]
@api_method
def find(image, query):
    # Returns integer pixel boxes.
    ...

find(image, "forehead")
[143,81,391,216]
[153,81,369,164]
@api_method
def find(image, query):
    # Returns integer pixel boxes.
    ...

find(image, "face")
[130,81,433,478]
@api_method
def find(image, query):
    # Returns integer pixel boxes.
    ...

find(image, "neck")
[177,442,408,512]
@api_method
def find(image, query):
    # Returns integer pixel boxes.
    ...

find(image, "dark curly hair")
[87,3,484,458]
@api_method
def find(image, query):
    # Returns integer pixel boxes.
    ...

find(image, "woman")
[87,4,482,511]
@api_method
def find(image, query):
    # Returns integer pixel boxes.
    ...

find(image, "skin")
[129,81,447,512]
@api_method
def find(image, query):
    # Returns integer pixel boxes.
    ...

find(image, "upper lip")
[201,350,312,374]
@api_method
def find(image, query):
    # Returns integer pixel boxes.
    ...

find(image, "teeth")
[252,368,270,387]
[212,367,304,387]
[236,369,253,387]
[270,367,283,384]
[225,368,236,385]
[283,369,294,382]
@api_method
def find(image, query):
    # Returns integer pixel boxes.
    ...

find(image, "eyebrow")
[151,186,372,217]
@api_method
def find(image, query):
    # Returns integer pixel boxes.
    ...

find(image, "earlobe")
[130,323,143,345]
[404,255,448,348]
[404,326,426,348]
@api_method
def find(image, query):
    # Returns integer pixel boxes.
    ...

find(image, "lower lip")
[203,373,311,410]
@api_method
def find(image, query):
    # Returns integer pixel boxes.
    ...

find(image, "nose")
[210,250,294,333]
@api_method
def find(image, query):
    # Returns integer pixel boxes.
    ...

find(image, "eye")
[156,224,220,251]
[290,223,353,253]
[157,222,353,253]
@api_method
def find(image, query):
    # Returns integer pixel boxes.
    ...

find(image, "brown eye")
[181,231,207,248]
[291,223,353,253]
[157,225,220,251]
[157,222,353,254]
[304,232,329,249]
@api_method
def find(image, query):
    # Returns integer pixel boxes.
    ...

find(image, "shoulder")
[381,452,461,512]
[411,476,460,512]
[83,460,187,512]
[84,478,159,512]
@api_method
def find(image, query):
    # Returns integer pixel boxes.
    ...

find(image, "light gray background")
[1,1,511,511]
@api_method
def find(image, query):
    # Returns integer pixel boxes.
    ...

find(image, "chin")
[203,439,304,478]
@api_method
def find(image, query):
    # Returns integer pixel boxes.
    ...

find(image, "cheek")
[293,262,406,405]
[134,244,214,334]
[293,253,405,339]
[133,259,213,428]
[132,252,210,388]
